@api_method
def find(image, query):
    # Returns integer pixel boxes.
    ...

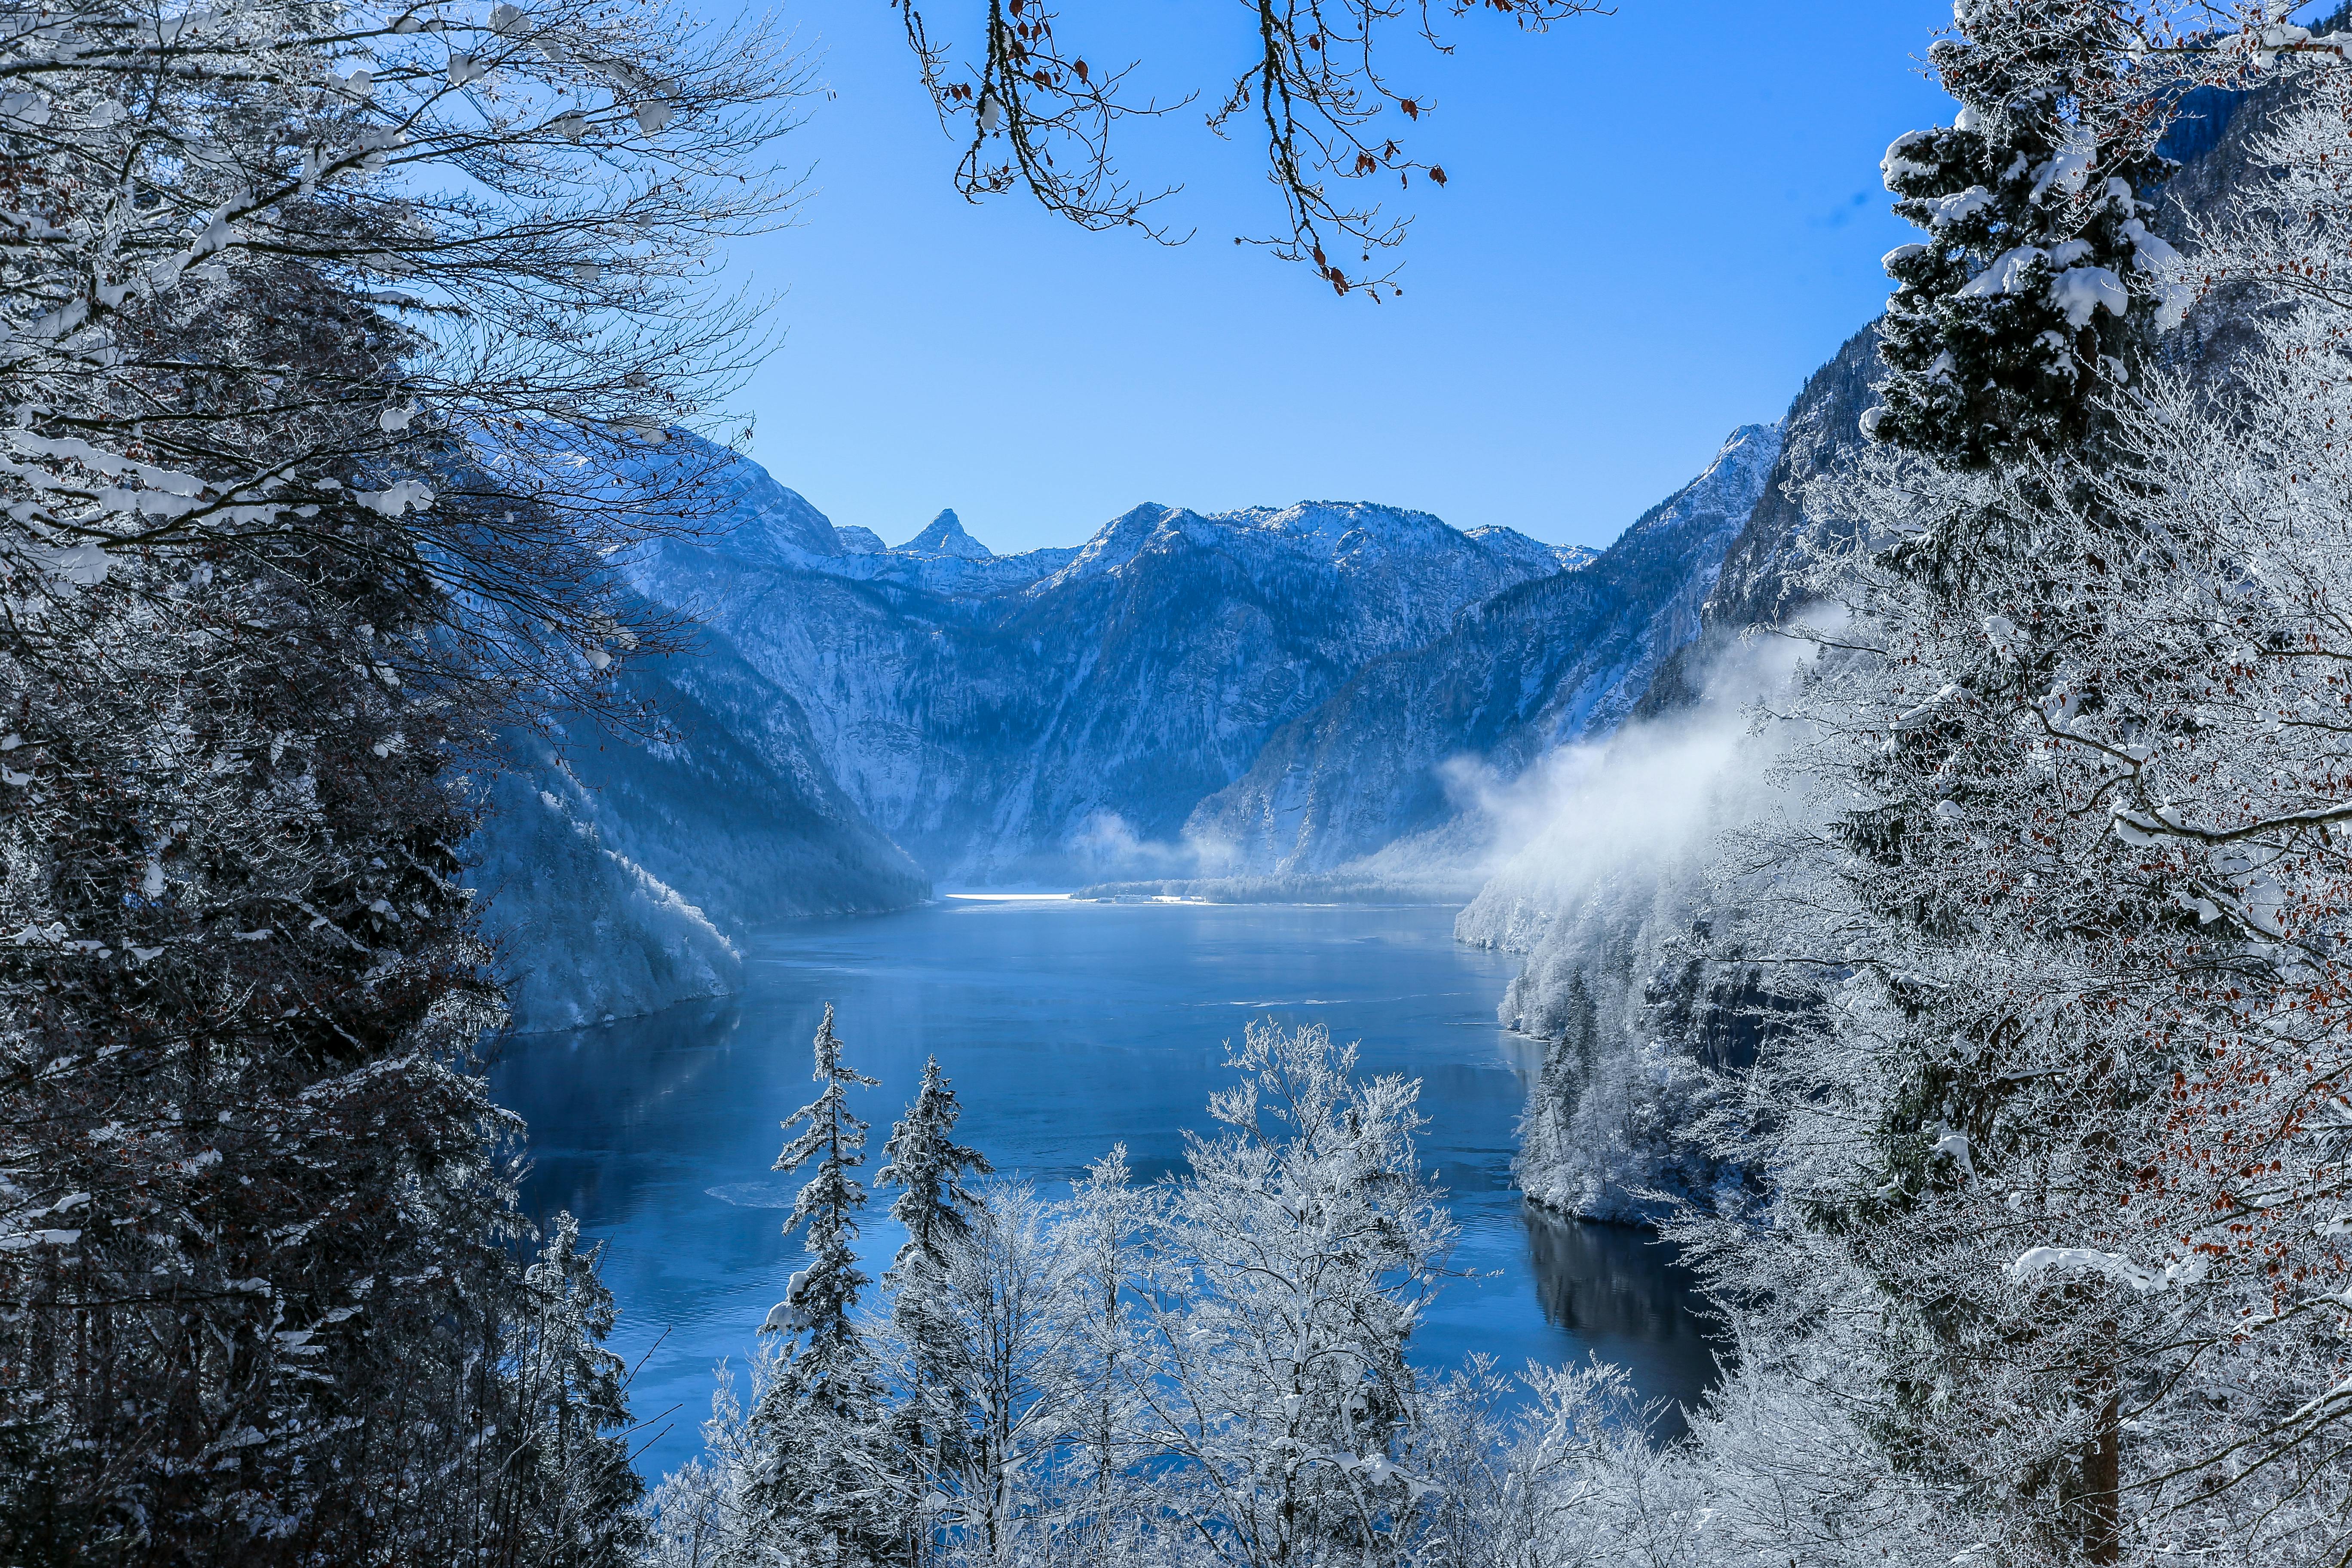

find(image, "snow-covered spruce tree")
[1868,0,2190,474]
[0,0,796,1559]
[1722,354,2352,1565]
[683,1026,1741,1565]
[1124,1021,1454,1568]
[873,1055,991,1560]
[497,1213,650,1568]
[1681,6,2225,1562]
[749,1005,891,1563]
[879,1058,993,1283]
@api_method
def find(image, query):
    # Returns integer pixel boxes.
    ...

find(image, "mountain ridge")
[1182,423,1782,879]
[620,474,1606,882]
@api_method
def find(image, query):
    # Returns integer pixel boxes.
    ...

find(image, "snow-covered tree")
[1674,39,2352,1561]
[1123,1020,1456,1568]
[1680,9,2259,1562]
[642,1363,770,1568]
[748,1004,891,1563]
[875,1055,992,1561]
[0,0,799,676]
[495,1213,652,1568]
[1054,1146,1152,1561]
[875,1181,1085,1568]
[1868,0,2190,469]
[0,3,798,1555]
[879,1056,994,1285]
[663,1019,1835,1568]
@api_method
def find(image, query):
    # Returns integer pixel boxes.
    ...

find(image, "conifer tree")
[1750,7,2214,1561]
[1869,0,2184,471]
[874,1056,991,1561]
[877,1057,993,1284]
[501,1214,649,1568]
[749,1004,889,1563]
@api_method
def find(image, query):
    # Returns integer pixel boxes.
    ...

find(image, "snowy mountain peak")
[1034,502,1181,586]
[901,508,993,560]
[1026,497,1594,605]
[834,524,887,554]
[1225,499,1446,545]
[1706,421,1782,484]
[1625,422,1784,542]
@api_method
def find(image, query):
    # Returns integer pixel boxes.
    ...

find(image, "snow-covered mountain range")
[468,430,1765,1028]
[1183,425,1778,879]
[624,478,1616,883]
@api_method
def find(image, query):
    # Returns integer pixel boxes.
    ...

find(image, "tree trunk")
[2082,1384,2121,1565]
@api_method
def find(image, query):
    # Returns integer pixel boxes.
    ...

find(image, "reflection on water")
[491,996,748,1232]
[490,900,1720,1479]
[1522,1207,1717,1437]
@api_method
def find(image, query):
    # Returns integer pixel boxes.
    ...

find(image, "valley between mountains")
[469,415,1799,1033]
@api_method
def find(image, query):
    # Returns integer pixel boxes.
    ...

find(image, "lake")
[490,898,1718,1482]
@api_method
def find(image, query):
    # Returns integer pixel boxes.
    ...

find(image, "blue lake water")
[490,898,1717,1482]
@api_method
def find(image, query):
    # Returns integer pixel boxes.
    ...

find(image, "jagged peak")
[1701,421,1783,483]
[900,508,994,560]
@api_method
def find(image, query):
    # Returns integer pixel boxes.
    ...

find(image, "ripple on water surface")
[489,899,1718,1481]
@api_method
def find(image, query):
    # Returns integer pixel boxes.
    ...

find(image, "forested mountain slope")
[468,619,929,1032]
[1187,424,1779,877]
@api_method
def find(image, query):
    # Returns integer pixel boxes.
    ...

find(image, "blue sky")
[726,0,1956,553]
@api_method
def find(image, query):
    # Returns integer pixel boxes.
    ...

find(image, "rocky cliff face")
[1626,330,1880,722]
[463,591,928,1032]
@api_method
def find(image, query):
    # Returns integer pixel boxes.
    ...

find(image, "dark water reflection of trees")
[487,997,747,1230]
[1520,1206,1721,1439]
